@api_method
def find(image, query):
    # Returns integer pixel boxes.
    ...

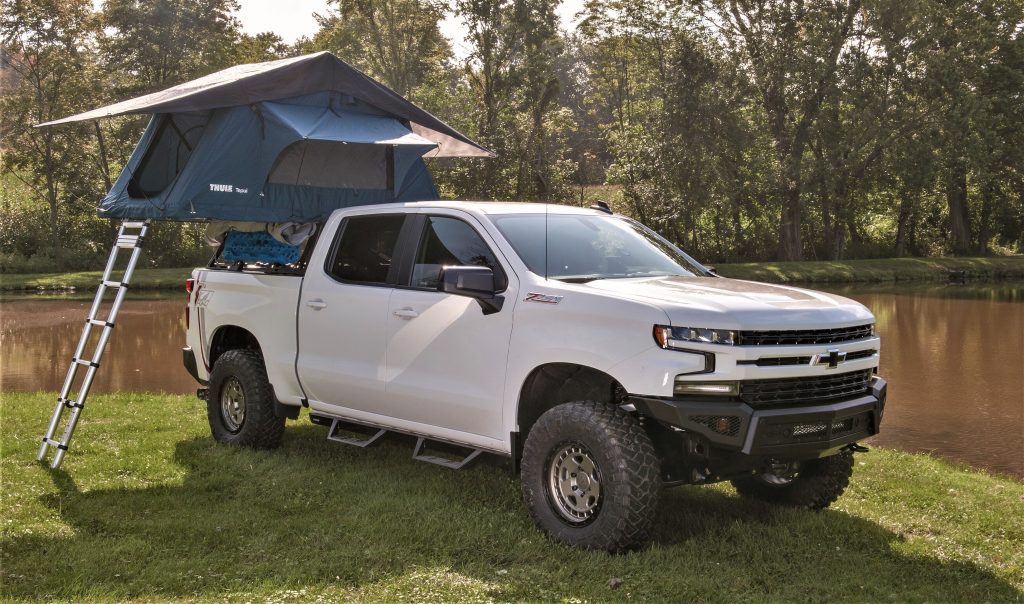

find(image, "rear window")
[327,214,406,284]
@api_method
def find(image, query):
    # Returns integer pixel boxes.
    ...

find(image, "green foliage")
[307,0,451,98]
[1,0,1022,271]
[100,0,243,94]
[2,392,1023,601]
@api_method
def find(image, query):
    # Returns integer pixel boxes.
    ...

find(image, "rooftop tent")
[37,52,491,222]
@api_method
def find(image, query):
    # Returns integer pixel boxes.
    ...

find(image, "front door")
[384,213,517,440]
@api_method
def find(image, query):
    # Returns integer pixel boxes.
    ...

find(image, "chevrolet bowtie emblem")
[810,348,847,369]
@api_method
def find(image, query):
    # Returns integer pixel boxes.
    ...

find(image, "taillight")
[185,278,195,329]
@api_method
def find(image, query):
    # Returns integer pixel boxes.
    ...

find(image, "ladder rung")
[72,357,99,368]
[41,438,68,451]
[86,318,115,328]
[101,280,128,289]
[115,236,141,248]
[121,220,148,229]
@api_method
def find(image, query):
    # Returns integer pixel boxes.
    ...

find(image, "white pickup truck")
[183,201,886,551]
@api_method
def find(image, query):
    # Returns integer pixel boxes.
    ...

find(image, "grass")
[714,256,1024,284]
[0,268,192,292]
[2,392,1021,602]
[3,257,1023,292]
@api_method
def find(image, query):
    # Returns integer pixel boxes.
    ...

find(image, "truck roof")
[355,200,609,217]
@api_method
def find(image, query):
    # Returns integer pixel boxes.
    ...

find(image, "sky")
[90,1,586,58]
[231,1,583,55]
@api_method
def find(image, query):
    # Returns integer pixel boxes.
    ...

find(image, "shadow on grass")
[4,424,1020,601]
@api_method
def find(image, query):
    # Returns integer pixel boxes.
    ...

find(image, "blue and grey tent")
[38,51,490,223]
[34,53,493,469]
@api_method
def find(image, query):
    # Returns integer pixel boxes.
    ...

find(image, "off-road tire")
[731,450,854,509]
[206,348,285,449]
[521,401,661,552]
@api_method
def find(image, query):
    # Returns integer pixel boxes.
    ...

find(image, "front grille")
[738,349,877,367]
[739,369,872,407]
[737,324,873,346]
[757,413,871,446]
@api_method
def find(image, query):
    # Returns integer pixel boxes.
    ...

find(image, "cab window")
[410,216,505,290]
[327,214,405,284]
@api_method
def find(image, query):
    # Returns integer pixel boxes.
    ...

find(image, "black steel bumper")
[182,346,207,386]
[630,376,886,459]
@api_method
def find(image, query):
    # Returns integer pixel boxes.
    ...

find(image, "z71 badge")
[524,292,563,304]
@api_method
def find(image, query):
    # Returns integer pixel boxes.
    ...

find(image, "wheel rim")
[219,377,246,433]
[757,461,800,487]
[548,442,602,524]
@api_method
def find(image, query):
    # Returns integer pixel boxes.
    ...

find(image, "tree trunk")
[778,142,804,261]
[43,133,61,257]
[731,198,744,257]
[977,181,993,255]
[945,164,972,256]
[895,191,915,257]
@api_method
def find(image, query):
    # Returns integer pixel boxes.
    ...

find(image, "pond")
[2,281,1021,478]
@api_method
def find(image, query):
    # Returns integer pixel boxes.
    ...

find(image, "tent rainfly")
[38,51,491,223]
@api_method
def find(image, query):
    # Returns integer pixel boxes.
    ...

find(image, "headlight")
[653,324,736,348]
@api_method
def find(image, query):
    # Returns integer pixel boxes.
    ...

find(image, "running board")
[412,437,483,470]
[327,418,387,448]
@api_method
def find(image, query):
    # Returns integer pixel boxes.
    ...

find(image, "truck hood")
[582,276,874,330]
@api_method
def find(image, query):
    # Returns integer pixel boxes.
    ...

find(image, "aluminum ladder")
[38,220,150,468]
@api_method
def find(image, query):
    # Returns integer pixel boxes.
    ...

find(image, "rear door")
[297,211,410,413]
[384,211,518,439]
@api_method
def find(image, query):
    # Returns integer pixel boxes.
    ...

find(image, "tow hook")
[196,388,209,402]
[847,442,870,453]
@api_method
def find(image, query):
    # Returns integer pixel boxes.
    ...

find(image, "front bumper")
[631,376,886,459]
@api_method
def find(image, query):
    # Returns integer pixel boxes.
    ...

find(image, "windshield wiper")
[552,276,602,284]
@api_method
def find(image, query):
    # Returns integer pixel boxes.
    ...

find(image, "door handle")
[392,307,419,319]
[306,299,327,310]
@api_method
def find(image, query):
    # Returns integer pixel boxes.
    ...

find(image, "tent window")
[128,115,205,198]
[268,141,394,190]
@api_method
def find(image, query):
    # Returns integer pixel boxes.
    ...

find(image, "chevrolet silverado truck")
[183,201,886,552]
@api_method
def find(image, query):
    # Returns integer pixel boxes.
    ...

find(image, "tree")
[0,0,104,257]
[234,32,291,63]
[697,0,863,260]
[309,0,450,98]
[100,0,242,95]
[453,0,572,200]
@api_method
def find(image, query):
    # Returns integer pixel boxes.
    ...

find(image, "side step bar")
[314,414,485,470]
[413,437,483,470]
[327,418,387,448]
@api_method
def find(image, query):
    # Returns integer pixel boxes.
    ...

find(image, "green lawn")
[0,268,192,292]
[3,257,1022,292]
[714,256,1024,284]
[2,392,1021,602]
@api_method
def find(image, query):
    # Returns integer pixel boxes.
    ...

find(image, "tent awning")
[36,51,492,158]
[261,102,437,147]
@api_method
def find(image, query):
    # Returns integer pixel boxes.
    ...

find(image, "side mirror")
[438,266,504,315]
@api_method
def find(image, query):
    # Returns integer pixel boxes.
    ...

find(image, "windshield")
[491,213,706,282]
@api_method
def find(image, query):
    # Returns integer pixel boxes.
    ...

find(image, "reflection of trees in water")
[2,299,193,393]
[852,291,1023,478]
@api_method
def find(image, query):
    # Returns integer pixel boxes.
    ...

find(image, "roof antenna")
[590,199,612,214]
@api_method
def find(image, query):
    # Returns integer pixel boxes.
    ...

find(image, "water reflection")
[819,282,1024,478]
[1,296,194,394]
[1,282,1022,478]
